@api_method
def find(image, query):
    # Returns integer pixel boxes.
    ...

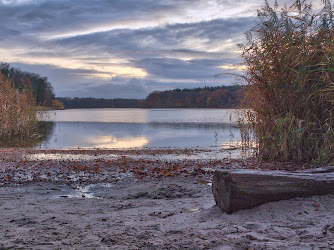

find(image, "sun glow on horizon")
[219,64,247,71]
[0,49,148,79]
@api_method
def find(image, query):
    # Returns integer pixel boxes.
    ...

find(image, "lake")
[37,108,241,150]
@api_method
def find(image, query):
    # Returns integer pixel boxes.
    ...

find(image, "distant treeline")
[57,97,141,109]
[0,63,55,106]
[0,62,243,109]
[140,85,243,108]
[57,85,243,109]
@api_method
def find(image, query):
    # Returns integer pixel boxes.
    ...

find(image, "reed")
[0,73,38,140]
[239,0,334,164]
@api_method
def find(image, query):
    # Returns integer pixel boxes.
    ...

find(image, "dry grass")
[0,73,38,140]
[239,0,334,164]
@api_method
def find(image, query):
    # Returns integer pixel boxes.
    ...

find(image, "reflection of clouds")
[87,135,149,149]
[35,110,243,149]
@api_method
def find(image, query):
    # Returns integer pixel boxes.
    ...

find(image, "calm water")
[37,108,241,149]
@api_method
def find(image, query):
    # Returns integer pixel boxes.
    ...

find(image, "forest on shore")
[0,63,56,107]
[140,85,242,108]
[57,85,243,109]
[0,62,243,109]
[57,97,141,109]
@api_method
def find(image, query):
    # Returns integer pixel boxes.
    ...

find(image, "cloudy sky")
[0,0,295,98]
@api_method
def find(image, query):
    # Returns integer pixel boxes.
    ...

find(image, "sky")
[0,0,303,98]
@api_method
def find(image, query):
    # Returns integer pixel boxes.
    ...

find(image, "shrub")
[0,73,37,139]
[240,0,334,164]
[51,99,65,110]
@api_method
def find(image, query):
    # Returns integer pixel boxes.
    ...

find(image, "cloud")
[133,57,234,80]
[53,17,253,56]
[1,0,261,98]
[0,0,235,39]
[11,62,149,98]
[64,78,150,99]
[11,62,237,98]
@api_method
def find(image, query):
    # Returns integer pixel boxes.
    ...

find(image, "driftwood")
[212,167,334,214]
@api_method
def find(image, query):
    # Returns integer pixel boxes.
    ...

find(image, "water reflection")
[2,109,243,150]
[88,135,149,149]
[26,109,243,149]
[41,108,239,124]
[148,122,239,129]
[35,121,240,149]
[43,108,148,123]
[0,121,54,148]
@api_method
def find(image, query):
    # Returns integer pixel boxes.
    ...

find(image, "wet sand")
[0,148,333,249]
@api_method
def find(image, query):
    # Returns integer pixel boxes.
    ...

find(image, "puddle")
[54,183,115,199]
[58,186,97,199]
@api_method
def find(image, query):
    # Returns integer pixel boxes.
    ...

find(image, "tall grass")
[0,73,38,140]
[239,0,334,164]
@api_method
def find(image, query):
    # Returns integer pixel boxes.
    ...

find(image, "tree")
[140,86,242,108]
[0,63,55,106]
[51,100,65,110]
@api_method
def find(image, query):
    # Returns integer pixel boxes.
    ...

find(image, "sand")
[0,148,333,249]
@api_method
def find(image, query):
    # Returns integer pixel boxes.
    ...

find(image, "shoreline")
[0,148,333,249]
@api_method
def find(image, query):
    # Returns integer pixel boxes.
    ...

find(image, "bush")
[51,99,65,110]
[240,0,334,164]
[0,73,37,139]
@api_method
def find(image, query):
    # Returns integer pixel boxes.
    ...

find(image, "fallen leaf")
[189,208,200,212]
[199,234,206,239]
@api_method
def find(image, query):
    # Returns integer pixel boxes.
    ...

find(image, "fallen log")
[212,167,334,214]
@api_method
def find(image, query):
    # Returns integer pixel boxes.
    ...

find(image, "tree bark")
[212,167,334,214]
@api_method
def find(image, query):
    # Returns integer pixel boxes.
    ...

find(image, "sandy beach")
[0,148,333,249]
